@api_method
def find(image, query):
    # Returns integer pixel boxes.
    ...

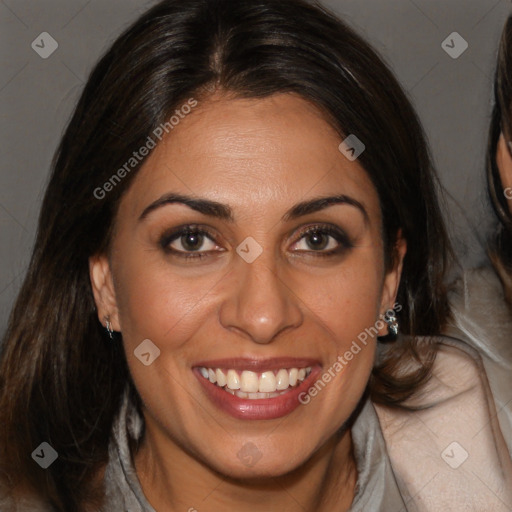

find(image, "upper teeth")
[199,367,312,393]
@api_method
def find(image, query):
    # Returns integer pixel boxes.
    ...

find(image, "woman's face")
[90,92,405,478]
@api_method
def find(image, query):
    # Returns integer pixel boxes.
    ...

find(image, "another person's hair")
[0,0,451,509]
[488,14,512,304]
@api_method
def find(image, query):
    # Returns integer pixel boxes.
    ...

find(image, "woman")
[444,14,512,460]
[0,1,510,510]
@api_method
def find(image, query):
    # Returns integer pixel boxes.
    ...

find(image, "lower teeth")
[223,386,295,399]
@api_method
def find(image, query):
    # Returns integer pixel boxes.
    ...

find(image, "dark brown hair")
[488,14,512,304]
[0,0,451,509]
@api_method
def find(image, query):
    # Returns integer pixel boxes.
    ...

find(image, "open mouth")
[193,357,322,420]
[198,366,313,399]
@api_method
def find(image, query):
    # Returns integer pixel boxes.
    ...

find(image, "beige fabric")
[375,338,512,511]
[445,266,512,455]
[373,266,512,511]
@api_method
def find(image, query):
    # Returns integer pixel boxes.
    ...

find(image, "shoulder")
[373,336,512,511]
[375,336,492,426]
[444,266,512,455]
[446,266,512,365]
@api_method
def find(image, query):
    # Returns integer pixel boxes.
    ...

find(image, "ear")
[496,133,512,211]
[378,231,407,336]
[89,253,121,331]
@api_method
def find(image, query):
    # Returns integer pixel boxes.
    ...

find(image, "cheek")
[114,256,223,352]
[293,249,383,411]
[303,250,383,330]
[113,257,223,421]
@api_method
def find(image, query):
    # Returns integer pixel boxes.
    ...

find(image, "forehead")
[119,92,381,224]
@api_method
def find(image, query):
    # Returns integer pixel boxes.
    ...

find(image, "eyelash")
[159,223,354,261]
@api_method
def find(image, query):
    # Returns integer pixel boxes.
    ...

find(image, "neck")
[133,416,357,512]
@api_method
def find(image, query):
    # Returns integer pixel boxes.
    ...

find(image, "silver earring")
[384,312,399,337]
[105,317,114,339]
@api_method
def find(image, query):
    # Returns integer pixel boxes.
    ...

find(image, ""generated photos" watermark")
[93,98,198,200]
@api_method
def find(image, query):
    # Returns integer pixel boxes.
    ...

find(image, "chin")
[199,439,317,481]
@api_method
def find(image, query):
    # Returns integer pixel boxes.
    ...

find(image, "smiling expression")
[89,91,405,478]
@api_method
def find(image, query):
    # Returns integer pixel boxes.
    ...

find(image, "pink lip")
[193,361,323,420]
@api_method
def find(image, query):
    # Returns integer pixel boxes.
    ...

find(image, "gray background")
[0,0,509,335]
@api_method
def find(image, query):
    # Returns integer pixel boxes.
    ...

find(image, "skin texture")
[89,92,406,511]
[496,132,512,212]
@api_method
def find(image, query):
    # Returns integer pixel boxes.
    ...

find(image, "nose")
[219,250,303,344]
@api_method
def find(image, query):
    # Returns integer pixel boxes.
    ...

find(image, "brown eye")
[159,225,222,260]
[291,225,353,256]
[303,230,331,251]
[178,231,207,251]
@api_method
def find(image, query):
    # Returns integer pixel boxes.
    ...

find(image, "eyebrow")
[138,192,369,224]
